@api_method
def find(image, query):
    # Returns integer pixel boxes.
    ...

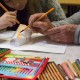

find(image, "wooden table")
[58,0,80,5]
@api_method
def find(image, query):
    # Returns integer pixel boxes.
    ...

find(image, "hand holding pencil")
[21,8,55,33]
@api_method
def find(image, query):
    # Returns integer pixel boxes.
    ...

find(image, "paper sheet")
[0,31,67,53]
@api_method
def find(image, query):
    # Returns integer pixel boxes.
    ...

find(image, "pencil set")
[38,59,80,80]
[0,54,49,80]
[0,48,11,58]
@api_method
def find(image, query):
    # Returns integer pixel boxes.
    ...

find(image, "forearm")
[74,25,80,45]
[52,11,80,27]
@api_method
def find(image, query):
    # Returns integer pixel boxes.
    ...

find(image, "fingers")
[6,11,17,16]
[33,21,49,32]
[5,11,17,26]
[44,27,60,35]
[9,19,17,26]
[28,13,44,25]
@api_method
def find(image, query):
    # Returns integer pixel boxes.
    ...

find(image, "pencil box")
[0,48,11,58]
[0,54,49,80]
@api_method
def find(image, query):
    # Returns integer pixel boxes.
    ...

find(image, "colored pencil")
[73,62,80,77]
[76,59,80,70]
[57,64,69,80]
[47,63,57,80]
[49,62,61,80]
[51,62,64,80]
[66,60,78,77]
[61,62,75,80]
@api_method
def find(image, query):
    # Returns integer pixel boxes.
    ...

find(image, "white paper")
[0,31,67,53]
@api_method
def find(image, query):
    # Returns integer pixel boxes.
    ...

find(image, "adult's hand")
[0,11,17,30]
[44,24,78,44]
[29,13,54,33]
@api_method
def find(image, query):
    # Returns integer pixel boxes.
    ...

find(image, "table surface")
[0,31,80,80]
[12,45,80,64]
[58,0,80,5]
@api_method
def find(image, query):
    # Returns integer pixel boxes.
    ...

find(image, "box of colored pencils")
[0,54,49,80]
[0,48,11,58]
[38,59,80,80]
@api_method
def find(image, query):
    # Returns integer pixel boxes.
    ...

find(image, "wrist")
[74,25,80,45]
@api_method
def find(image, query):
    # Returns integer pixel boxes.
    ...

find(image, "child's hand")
[0,11,17,30]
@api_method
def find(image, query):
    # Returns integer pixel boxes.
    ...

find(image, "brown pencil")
[21,8,55,32]
[0,3,20,24]
[57,64,69,80]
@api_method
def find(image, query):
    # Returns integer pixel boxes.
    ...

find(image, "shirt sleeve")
[52,11,80,27]
[43,0,66,21]
[74,25,80,45]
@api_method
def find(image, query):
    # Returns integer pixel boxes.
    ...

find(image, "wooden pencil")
[21,8,55,32]
[45,65,54,80]
[38,74,44,80]
[52,62,64,80]
[48,63,60,80]
[47,63,57,80]
[66,60,78,77]
[57,64,69,80]
[0,3,20,24]
[42,70,47,80]
[73,62,80,77]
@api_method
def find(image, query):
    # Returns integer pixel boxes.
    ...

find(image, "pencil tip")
[20,30,24,33]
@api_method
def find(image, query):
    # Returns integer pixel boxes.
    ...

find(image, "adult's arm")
[53,11,80,26]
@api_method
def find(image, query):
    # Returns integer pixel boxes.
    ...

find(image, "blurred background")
[58,0,80,17]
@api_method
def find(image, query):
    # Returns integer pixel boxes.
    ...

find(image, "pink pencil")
[61,62,75,80]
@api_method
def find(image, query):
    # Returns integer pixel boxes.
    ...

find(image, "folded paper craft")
[10,24,32,46]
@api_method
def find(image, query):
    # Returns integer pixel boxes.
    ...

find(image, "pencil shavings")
[10,24,32,46]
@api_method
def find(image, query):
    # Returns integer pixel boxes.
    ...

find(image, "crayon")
[57,64,69,80]
[73,62,80,77]
[61,62,75,80]
[66,60,78,77]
